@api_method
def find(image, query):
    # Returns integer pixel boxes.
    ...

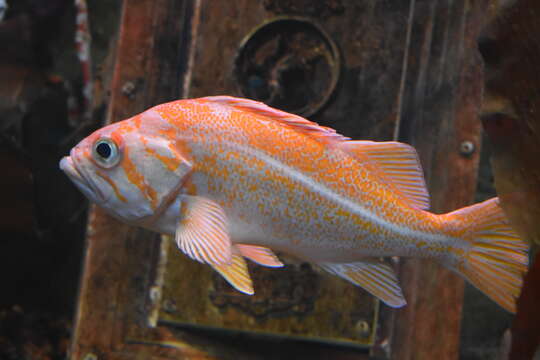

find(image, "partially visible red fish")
[60,96,528,312]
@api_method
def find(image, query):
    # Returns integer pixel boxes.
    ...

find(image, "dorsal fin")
[339,141,430,210]
[202,96,350,144]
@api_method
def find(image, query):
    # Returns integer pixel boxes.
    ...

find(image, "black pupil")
[96,142,112,159]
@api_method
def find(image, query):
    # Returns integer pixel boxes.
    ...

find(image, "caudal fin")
[447,198,528,312]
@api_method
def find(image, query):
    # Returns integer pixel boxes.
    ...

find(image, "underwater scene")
[0,1,539,359]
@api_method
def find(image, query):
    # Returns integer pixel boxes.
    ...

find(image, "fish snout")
[59,152,102,202]
[60,154,88,188]
[60,156,78,179]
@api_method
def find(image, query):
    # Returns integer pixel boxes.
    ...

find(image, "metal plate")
[156,237,378,347]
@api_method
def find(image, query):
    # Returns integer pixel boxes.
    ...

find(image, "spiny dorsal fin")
[339,141,430,210]
[320,261,406,308]
[236,244,284,268]
[202,96,350,144]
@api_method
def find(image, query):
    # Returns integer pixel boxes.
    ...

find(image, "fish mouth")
[60,155,104,202]
[60,156,84,183]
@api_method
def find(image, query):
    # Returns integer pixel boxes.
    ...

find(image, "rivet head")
[459,141,475,156]
[149,286,161,303]
[162,299,177,313]
[121,81,136,98]
[355,320,371,337]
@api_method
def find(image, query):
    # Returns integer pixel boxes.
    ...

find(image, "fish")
[60,96,528,312]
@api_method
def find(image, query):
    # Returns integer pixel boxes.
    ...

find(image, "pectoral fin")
[211,249,254,295]
[236,244,284,268]
[320,261,406,308]
[176,196,232,265]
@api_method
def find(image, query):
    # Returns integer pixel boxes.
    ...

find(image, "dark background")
[0,1,531,359]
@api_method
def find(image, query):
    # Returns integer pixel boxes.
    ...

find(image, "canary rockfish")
[60,96,528,312]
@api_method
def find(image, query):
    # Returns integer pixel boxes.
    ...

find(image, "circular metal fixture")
[459,140,475,156]
[234,16,341,117]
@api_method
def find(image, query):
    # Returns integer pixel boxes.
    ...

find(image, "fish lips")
[60,155,103,202]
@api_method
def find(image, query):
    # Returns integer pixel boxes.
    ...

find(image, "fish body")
[60,96,528,312]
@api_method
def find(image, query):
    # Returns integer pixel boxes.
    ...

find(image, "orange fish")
[60,96,528,312]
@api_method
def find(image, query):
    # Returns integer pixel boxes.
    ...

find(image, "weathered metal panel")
[70,0,490,359]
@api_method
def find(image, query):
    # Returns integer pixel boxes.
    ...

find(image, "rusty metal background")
[157,238,378,346]
[69,0,488,359]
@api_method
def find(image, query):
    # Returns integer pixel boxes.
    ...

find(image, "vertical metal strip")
[147,235,171,327]
[393,0,417,142]
[182,0,202,99]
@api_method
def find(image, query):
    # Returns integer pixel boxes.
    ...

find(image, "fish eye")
[92,138,120,168]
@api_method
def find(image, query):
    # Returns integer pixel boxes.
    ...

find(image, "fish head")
[60,109,192,224]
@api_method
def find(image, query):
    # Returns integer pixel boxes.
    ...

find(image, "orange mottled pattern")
[60,96,528,312]
[152,98,450,261]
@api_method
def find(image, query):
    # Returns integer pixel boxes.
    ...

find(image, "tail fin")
[447,197,528,313]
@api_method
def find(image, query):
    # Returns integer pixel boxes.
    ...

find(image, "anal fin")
[320,261,406,308]
[210,250,254,295]
[236,244,284,268]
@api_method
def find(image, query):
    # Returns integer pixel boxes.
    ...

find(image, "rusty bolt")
[459,141,475,156]
[149,286,161,303]
[376,337,391,358]
[82,353,98,360]
[162,299,177,313]
[355,320,370,337]
[121,81,136,98]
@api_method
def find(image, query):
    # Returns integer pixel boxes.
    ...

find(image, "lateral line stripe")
[217,141,451,245]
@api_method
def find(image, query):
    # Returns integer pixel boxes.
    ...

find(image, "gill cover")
[125,110,192,218]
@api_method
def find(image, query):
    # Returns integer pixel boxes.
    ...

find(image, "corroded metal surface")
[187,0,412,140]
[70,0,491,359]
[159,250,377,345]
[208,263,321,318]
